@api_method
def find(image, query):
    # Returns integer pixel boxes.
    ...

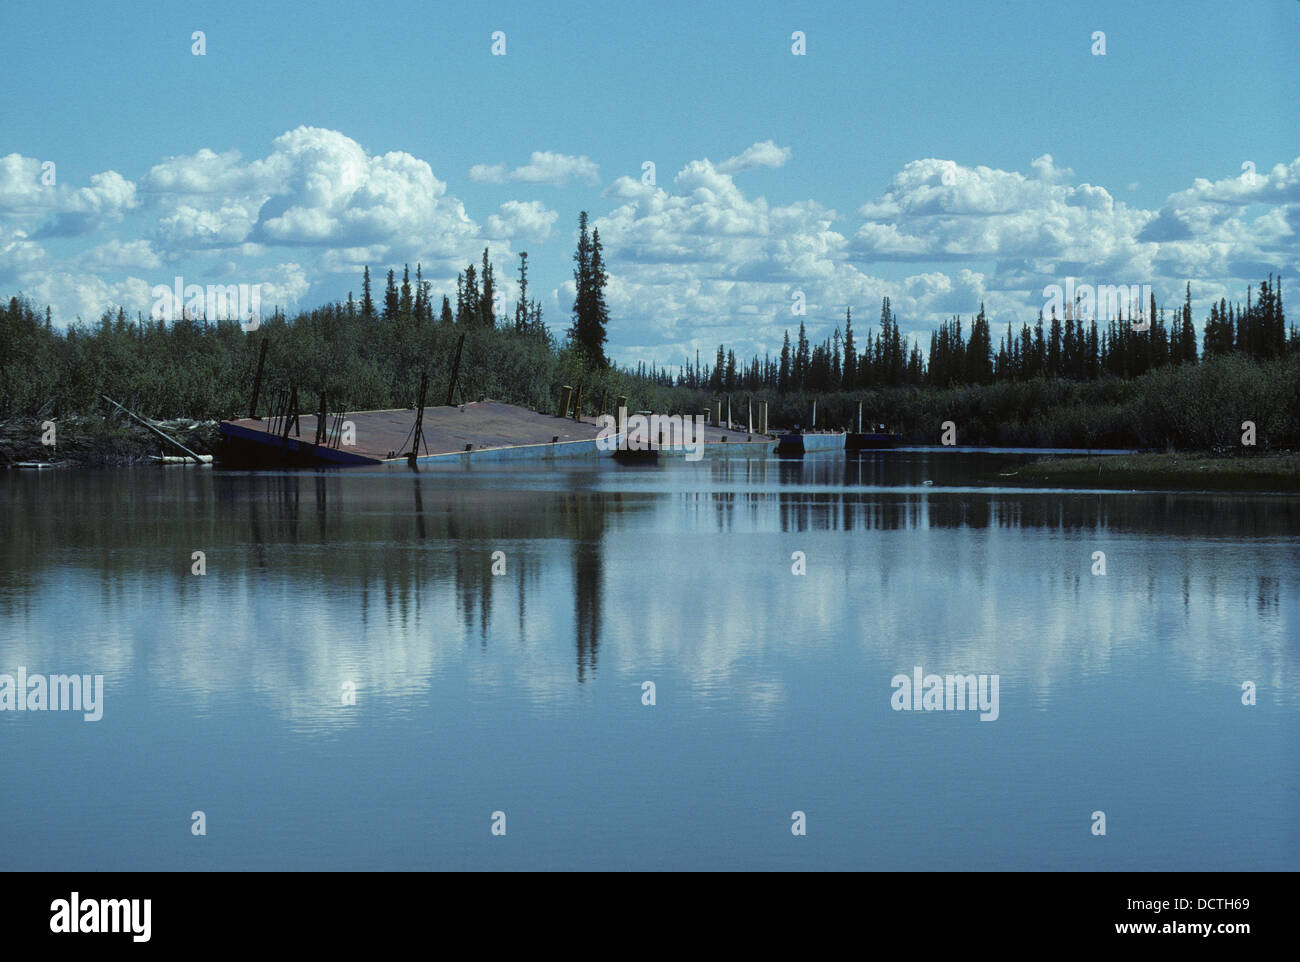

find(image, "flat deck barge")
[220,401,772,467]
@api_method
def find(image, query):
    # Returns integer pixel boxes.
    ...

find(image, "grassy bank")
[1001,450,1300,492]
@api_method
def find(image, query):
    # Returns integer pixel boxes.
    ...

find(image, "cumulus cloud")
[1,128,509,322]
[136,127,485,266]
[469,151,599,186]
[486,200,558,243]
[1,155,138,237]
[0,224,46,282]
[0,154,49,212]
[715,140,792,174]
[3,129,1295,364]
[141,147,281,196]
[82,239,162,271]
[586,150,1298,365]
[852,157,1152,280]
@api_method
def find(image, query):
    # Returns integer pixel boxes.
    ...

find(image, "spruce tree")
[361,266,374,319]
[479,248,495,327]
[842,307,856,389]
[399,265,413,320]
[795,321,810,388]
[1180,283,1196,363]
[587,228,610,364]
[515,252,529,332]
[383,269,399,320]
[459,264,478,325]
[778,330,791,392]
[1047,308,1062,377]
[566,212,609,366]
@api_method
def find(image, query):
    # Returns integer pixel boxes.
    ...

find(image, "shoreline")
[998,450,1299,492]
[3,414,1296,494]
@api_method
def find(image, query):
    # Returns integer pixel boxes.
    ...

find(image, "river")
[1,450,1295,869]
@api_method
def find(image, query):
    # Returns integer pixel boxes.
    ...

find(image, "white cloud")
[469,151,599,186]
[142,147,280,196]
[82,239,162,271]
[4,130,1295,360]
[486,200,558,243]
[0,154,49,212]
[585,151,1299,365]
[0,224,46,281]
[716,140,792,174]
[0,154,137,236]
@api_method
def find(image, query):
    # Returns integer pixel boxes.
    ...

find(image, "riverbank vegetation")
[1,211,1295,452]
[1004,450,1300,492]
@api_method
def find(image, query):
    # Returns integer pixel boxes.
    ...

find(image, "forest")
[0,211,1296,452]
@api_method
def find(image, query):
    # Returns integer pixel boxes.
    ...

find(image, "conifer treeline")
[0,232,1294,453]
[655,278,1292,394]
[351,249,547,335]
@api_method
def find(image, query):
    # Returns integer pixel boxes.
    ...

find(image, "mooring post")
[747,398,753,433]
[248,337,269,419]
[811,400,817,430]
[315,393,327,446]
[445,332,466,406]
[714,400,722,426]
[726,395,732,430]
[857,400,863,434]
[762,401,769,435]
[283,384,301,441]
[409,370,429,463]
[559,385,573,418]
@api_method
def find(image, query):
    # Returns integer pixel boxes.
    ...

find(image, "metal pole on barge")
[408,371,429,464]
[445,332,466,406]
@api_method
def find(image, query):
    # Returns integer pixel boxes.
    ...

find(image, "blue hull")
[775,431,846,454]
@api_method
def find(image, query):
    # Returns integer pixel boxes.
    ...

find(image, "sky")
[1,0,1297,368]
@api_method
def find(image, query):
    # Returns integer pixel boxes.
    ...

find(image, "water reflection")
[0,456,1296,732]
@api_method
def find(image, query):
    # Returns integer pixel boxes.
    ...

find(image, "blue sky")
[2,0,1297,366]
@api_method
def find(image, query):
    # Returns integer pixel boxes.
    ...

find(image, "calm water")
[1,451,1296,870]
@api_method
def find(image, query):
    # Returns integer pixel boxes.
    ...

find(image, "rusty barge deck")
[219,401,772,468]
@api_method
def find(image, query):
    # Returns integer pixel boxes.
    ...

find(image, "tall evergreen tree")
[567,212,610,366]
[514,252,529,332]
[383,269,399,320]
[399,265,413,321]
[778,330,791,392]
[587,228,609,363]
[479,247,495,327]
[967,304,993,384]
[459,264,478,325]
[795,321,810,388]
[842,307,856,389]
[1047,308,1062,377]
[1179,282,1196,363]
[361,266,374,319]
